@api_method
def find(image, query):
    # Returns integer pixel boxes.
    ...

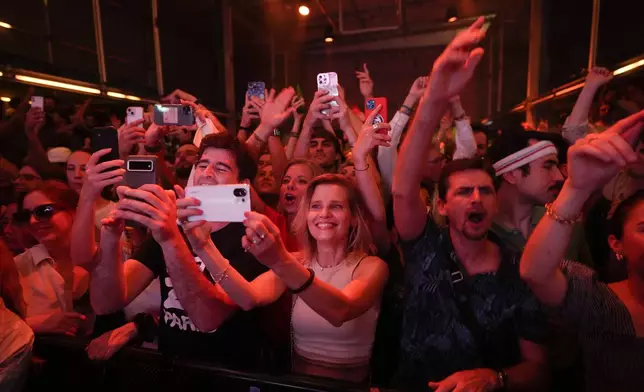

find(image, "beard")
[462,227,488,241]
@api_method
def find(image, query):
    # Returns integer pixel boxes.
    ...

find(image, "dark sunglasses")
[12,204,58,224]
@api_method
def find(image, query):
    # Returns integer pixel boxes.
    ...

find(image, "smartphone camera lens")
[233,188,247,197]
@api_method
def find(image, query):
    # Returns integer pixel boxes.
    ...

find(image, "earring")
[615,252,624,262]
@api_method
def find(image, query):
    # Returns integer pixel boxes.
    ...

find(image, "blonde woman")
[177,174,389,382]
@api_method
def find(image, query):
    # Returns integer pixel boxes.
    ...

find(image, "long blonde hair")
[292,174,372,262]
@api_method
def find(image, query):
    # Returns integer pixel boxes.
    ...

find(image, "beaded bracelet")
[545,202,582,225]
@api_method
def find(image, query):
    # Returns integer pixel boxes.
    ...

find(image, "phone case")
[31,96,44,109]
[125,156,157,189]
[185,184,251,223]
[317,72,339,114]
[153,104,195,126]
[126,107,144,125]
[90,127,120,164]
[247,81,266,100]
[365,98,388,125]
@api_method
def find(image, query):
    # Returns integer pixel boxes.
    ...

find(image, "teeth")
[316,223,335,229]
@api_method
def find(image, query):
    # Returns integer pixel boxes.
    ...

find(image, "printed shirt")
[134,222,268,368]
[395,217,548,391]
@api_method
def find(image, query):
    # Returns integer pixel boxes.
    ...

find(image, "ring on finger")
[372,123,380,131]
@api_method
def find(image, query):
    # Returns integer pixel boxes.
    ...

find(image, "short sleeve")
[515,289,549,344]
[556,260,600,328]
[132,236,164,278]
[400,215,440,266]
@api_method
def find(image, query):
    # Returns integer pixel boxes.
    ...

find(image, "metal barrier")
[27,336,369,392]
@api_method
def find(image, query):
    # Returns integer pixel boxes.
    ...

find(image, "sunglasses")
[16,174,42,181]
[12,204,58,224]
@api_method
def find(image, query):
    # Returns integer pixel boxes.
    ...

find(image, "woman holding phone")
[177,174,388,382]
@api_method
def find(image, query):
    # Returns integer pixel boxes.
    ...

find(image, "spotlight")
[324,26,334,43]
[0,21,12,29]
[298,5,310,16]
[1,97,10,103]
[446,7,458,23]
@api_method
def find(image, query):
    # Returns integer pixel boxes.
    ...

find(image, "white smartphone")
[185,184,251,223]
[31,96,44,109]
[126,106,144,125]
[316,72,339,115]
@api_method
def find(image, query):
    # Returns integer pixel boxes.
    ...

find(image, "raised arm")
[520,110,644,306]
[294,90,335,159]
[377,77,427,198]
[562,67,613,143]
[393,18,486,241]
[90,213,155,314]
[71,149,125,269]
[450,96,477,159]
[242,212,389,327]
[113,184,237,331]
[174,188,285,310]
[285,96,305,160]
[352,105,392,253]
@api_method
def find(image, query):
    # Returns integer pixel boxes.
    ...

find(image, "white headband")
[493,140,557,176]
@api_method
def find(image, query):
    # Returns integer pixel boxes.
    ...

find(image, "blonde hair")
[283,158,323,180]
[292,174,372,262]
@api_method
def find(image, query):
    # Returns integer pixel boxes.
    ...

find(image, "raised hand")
[81,149,125,200]
[114,184,181,244]
[427,17,487,104]
[174,185,213,250]
[256,87,296,129]
[408,76,429,100]
[353,105,392,162]
[291,95,306,122]
[100,210,125,241]
[428,368,499,392]
[25,107,45,137]
[241,93,261,128]
[356,63,374,98]
[241,211,288,268]
[305,90,335,125]
[118,119,146,159]
[586,67,613,89]
[567,110,644,196]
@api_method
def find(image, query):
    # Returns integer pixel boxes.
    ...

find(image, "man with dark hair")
[392,19,548,391]
[308,128,342,173]
[89,131,269,368]
[487,129,592,265]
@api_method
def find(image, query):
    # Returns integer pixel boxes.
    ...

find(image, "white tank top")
[291,255,380,366]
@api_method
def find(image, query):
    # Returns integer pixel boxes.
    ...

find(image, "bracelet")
[400,104,414,115]
[354,163,369,172]
[212,262,231,284]
[545,202,581,225]
[289,268,315,294]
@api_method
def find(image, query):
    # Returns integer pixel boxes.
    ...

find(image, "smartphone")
[31,96,44,109]
[247,81,266,100]
[124,156,157,228]
[185,184,251,223]
[126,107,144,125]
[365,98,388,125]
[153,104,195,126]
[317,72,339,115]
[90,126,120,165]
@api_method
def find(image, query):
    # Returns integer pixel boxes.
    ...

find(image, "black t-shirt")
[134,222,268,368]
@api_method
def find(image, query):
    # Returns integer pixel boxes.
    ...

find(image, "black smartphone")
[153,104,195,126]
[90,126,120,165]
[124,156,158,229]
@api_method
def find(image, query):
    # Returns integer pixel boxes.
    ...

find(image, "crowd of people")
[1,17,644,391]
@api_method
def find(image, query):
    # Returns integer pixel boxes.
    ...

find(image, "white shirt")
[14,245,89,318]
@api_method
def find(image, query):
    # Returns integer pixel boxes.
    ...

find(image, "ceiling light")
[107,91,126,99]
[1,97,11,103]
[446,7,458,23]
[0,71,3,77]
[298,5,310,16]
[0,21,12,29]
[613,59,644,76]
[15,74,101,94]
[125,95,141,101]
[324,26,334,43]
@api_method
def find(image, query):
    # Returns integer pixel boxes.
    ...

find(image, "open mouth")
[315,222,336,230]
[467,211,486,224]
[284,193,296,204]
